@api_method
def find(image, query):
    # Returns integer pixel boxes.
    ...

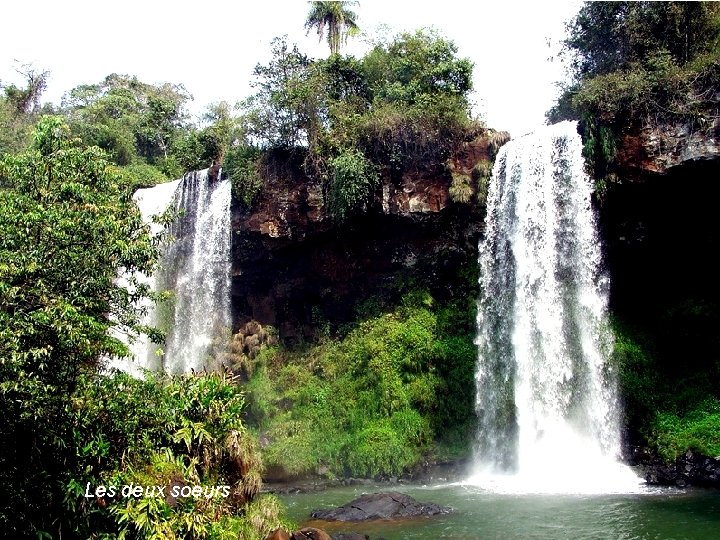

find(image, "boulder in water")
[291,527,333,540]
[310,491,451,521]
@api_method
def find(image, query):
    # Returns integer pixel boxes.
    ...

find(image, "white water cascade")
[160,170,232,373]
[469,122,642,494]
[116,169,232,375]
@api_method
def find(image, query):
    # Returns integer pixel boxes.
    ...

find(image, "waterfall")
[114,169,232,375]
[471,121,641,493]
[108,178,181,376]
[160,170,232,374]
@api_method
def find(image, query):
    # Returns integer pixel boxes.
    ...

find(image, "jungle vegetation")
[0,11,481,538]
[3,2,720,538]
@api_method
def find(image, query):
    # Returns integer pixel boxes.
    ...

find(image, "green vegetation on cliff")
[236,29,480,220]
[245,289,477,479]
[549,1,720,181]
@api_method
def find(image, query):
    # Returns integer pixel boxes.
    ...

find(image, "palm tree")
[304,1,359,56]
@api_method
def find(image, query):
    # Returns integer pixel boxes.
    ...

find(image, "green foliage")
[0,116,158,536]
[579,113,618,183]
[651,399,720,461]
[246,290,476,478]
[241,37,314,149]
[343,416,424,477]
[0,117,275,538]
[241,30,479,210]
[327,148,379,221]
[305,1,359,56]
[471,160,492,205]
[610,320,659,430]
[119,162,172,189]
[0,66,51,156]
[65,371,267,539]
[62,73,192,170]
[363,30,473,105]
[550,2,720,183]
[564,2,720,79]
[449,172,473,204]
[225,146,263,209]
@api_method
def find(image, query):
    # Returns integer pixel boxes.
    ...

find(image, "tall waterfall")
[119,169,232,374]
[471,122,640,493]
[160,170,232,373]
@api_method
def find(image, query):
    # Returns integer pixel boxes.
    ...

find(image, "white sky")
[0,1,581,137]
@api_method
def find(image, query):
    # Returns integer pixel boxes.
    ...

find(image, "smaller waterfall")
[114,169,232,375]
[108,179,180,375]
[470,122,642,494]
[160,170,232,373]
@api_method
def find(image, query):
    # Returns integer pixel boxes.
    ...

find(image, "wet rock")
[639,448,720,488]
[310,491,452,522]
[230,134,494,342]
[291,527,332,540]
[617,118,720,175]
[267,529,291,540]
[331,534,368,540]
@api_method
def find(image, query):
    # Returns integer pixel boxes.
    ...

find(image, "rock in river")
[310,491,451,521]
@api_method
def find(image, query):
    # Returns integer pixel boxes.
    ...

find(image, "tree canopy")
[548,1,720,140]
[564,1,720,79]
[305,1,360,56]
[0,116,159,535]
[239,29,478,220]
[61,74,192,171]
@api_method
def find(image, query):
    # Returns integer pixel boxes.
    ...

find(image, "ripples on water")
[281,483,720,540]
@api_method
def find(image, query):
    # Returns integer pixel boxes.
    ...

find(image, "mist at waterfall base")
[114,169,232,375]
[468,121,643,494]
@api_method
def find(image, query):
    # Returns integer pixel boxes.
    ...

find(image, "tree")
[363,29,473,106]
[304,1,359,56]
[0,116,159,536]
[357,30,476,169]
[61,74,192,167]
[564,1,720,79]
[0,64,51,156]
[241,37,315,148]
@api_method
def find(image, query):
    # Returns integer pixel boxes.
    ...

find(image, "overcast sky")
[0,1,581,137]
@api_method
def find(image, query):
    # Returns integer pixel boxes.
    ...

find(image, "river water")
[281,483,720,539]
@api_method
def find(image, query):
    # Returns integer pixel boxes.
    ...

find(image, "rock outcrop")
[310,491,451,522]
[230,135,496,341]
[616,117,720,176]
[632,449,720,488]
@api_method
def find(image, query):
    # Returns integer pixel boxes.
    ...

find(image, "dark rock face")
[310,491,452,522]
[229,138,492,341]
[600,157,720,448]
[637,450,720,488]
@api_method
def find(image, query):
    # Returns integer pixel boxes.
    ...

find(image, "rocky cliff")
[600,118,720,326]
[615,117,720,176]
[228,136,496,341]
[599,116,720,471]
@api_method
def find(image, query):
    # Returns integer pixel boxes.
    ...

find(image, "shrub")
[449,172,473,203]
[327,147,379,221]
[343,418,420,477]
[63,371,269,539]
[651,398,720,461]
[120,162,171,189]
[246,290,477,479]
